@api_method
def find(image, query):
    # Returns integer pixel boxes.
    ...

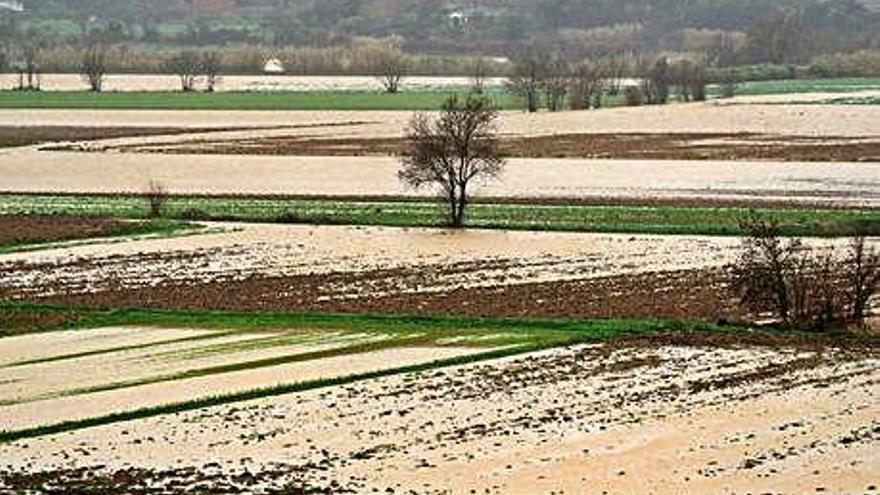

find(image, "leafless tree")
[468,57,490,94]
[14,30,50,91]
[375,49,406,94]
[671,59,707,102]
[145,180,168,218]
[733,215,879,330]
[570,60,605,110]
[719,69,740,99]
[543,57,571,112]
[79,42,108,92]
[201,50,222,92]
[0,40,9,74]
[399,95,505,228]
[165,51,201,92]
[637,55,670,105]
[506,49,547,113]
[845,236,880,325]
[600,53,629,96]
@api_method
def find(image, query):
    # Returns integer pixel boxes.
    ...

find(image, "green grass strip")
[0,194,876,237]
[0,89,520,111]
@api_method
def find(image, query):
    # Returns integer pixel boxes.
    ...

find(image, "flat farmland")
[3,100,880,136]
[1,74,879,495]
[1,333,877,494]
[1,101,879,206]
[0,222,871,321]
[0,324,489,431]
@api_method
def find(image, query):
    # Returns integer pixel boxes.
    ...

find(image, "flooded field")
[4,100,880,136]
[1,151,877,206]
[0,74,505,93]
[0,324,481,431]
[2,339,877,494]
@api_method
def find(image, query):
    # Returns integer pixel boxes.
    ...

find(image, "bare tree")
[14,30,50,91]
[570,60,605,110]
[719,69,740,98]
[201,50,222,92]
[506,49,547,113]
[543,57,571,112]
[375,49,406,94]
[733,215,802,325]
[671,59,707,102]
[600,53,629,96]
[145,180,168,218]
[165,51,201,92]
[468,57,490,94]
[399,95,505,228]
[638,55,670,105]
[845,236,880,325]
[733,215,879,330]
[0,40,9,75]
[79,42,108,92]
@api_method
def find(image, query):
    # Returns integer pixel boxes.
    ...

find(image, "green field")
[0,89,519,111]
[0,194,876,237]
[0,77,876,110]
[708,77,880,97]
[825,96,880,105]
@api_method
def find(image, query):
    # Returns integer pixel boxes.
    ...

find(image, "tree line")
[4,0,879,67]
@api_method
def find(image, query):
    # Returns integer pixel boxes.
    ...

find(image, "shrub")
[145,181,168,219]
[732,214,879,330]
[624,86,644,106]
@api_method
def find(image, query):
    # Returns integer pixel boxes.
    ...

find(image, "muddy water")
[0,149,877,206]
[0,74,504,93]
[4,101,880,137]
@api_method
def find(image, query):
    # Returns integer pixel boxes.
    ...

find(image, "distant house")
[263,58,285,74]
[0,1,24,12]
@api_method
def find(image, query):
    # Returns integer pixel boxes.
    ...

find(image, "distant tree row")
[504,50,712,113]
[8,0,879,66]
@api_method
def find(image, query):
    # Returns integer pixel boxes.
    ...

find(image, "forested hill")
[6,0,880,63]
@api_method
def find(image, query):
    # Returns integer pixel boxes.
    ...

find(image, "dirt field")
[113,132,880,163]
[0,223,866,322]
[0,223,739,305]
[1,338,877,494]
[0,215,148,248]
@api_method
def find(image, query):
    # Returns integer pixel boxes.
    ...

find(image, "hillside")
[4,0,880,62]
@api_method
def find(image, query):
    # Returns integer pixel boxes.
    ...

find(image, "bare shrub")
[570,60,605,110]
[399,95,504,228]
[719,70,740,98]
[733,215,879,330]
[79,42,107,92]
[624,86,644,106]
[164,51,201,92]
[468,57,489,94]
[145,181,168,219]
[374,49,406,94]
[845,236,880,325]
[506,49,547,113]
[201,51,222,92]
[543,57,571,112]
